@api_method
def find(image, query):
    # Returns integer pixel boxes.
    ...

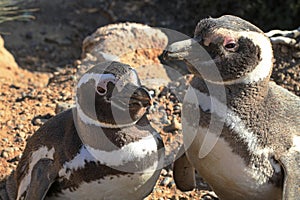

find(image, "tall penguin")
[164,15,300,200]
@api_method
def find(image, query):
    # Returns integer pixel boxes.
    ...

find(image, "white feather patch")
[237,31,273,84]
[194,89,271,155]
[77,73,116,88]
[86,134,157,167]
[56,162,159,200]
[211,31,273,85]
[17,146,55,200]
[75,100,138,128]
[59,134,158,179]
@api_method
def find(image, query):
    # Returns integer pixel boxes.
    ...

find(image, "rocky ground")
[0,0,299,199]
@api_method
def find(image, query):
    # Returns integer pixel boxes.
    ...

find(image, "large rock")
[81,22,167,67]
[78,23,182,89]
[0,35,19,80]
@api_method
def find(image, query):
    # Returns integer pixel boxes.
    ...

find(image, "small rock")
[55,102,74,114]
[16,124,24,130]
[17,132,26,138]
[1,150,9,158]
[163,117,181,132]
[6,120,14,128]
[14,137,24,143]
[32,118,42,126]
[20,116,27,121]
[5,147,14,152]
[167,180,175,188]
[173,103,181,114]
[292,51,300,58]
[160,115,169,125]
[32,114,53,126]
[160,177,171,186]
[161,168,168,176]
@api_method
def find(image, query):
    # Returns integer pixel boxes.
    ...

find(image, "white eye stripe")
[77,70,140,94]
[77,73,116,87]
[96,74,117,95]
[78,73,117,96]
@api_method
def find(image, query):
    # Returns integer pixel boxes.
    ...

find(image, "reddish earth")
[0,0,299,199]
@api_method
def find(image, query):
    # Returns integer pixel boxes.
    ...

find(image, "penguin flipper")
[173,147,195,191]
[22,159,57,200]
[279,150,300,200]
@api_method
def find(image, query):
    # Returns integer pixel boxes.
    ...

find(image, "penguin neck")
[190,75,270,109]
[225,77,270,109]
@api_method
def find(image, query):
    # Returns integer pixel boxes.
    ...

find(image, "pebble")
[167,180,175,188]
[161,168,168,176]
[160,115,169,125]
[16,124,24,130]
[6,120,14,127]
[32,118,42,126]
[20,116,27,121]
[2,138,9,143]
[1,150,9,158]
[173,104,181,114]
[292,51,300,58]
[160,177,171,186]
[55,102,74,114]
[17,132,26,138]
[32,114,53,126]
[278,73,285,81]
[6,147,14,152]
[14,137,24,143]
[163,117,181,132]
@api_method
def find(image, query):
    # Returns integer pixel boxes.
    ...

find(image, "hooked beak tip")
[163,38,200,60]
[131,86,152,107]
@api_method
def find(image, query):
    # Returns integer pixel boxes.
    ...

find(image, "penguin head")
[76,61,152,128]
[165,15,273,85]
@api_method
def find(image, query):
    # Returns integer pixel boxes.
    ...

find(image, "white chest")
[182,88,282,199]
[185,129,282,200]
[53,137,162,200]
[47,171,159,200]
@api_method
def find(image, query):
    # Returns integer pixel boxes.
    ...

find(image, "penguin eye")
[224,41,236,49]
[96,85,107,95]
[96,74,117,96]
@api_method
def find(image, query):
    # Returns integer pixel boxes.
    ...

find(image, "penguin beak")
[130,86,152,108]
[112,84,152,109]
[163,37,202,60]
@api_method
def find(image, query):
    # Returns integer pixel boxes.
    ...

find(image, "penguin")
[164,15,300,200]
[2,61,164,200]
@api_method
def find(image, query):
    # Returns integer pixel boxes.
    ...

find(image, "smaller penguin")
[2,61,164,200]
[164,15,300,200]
